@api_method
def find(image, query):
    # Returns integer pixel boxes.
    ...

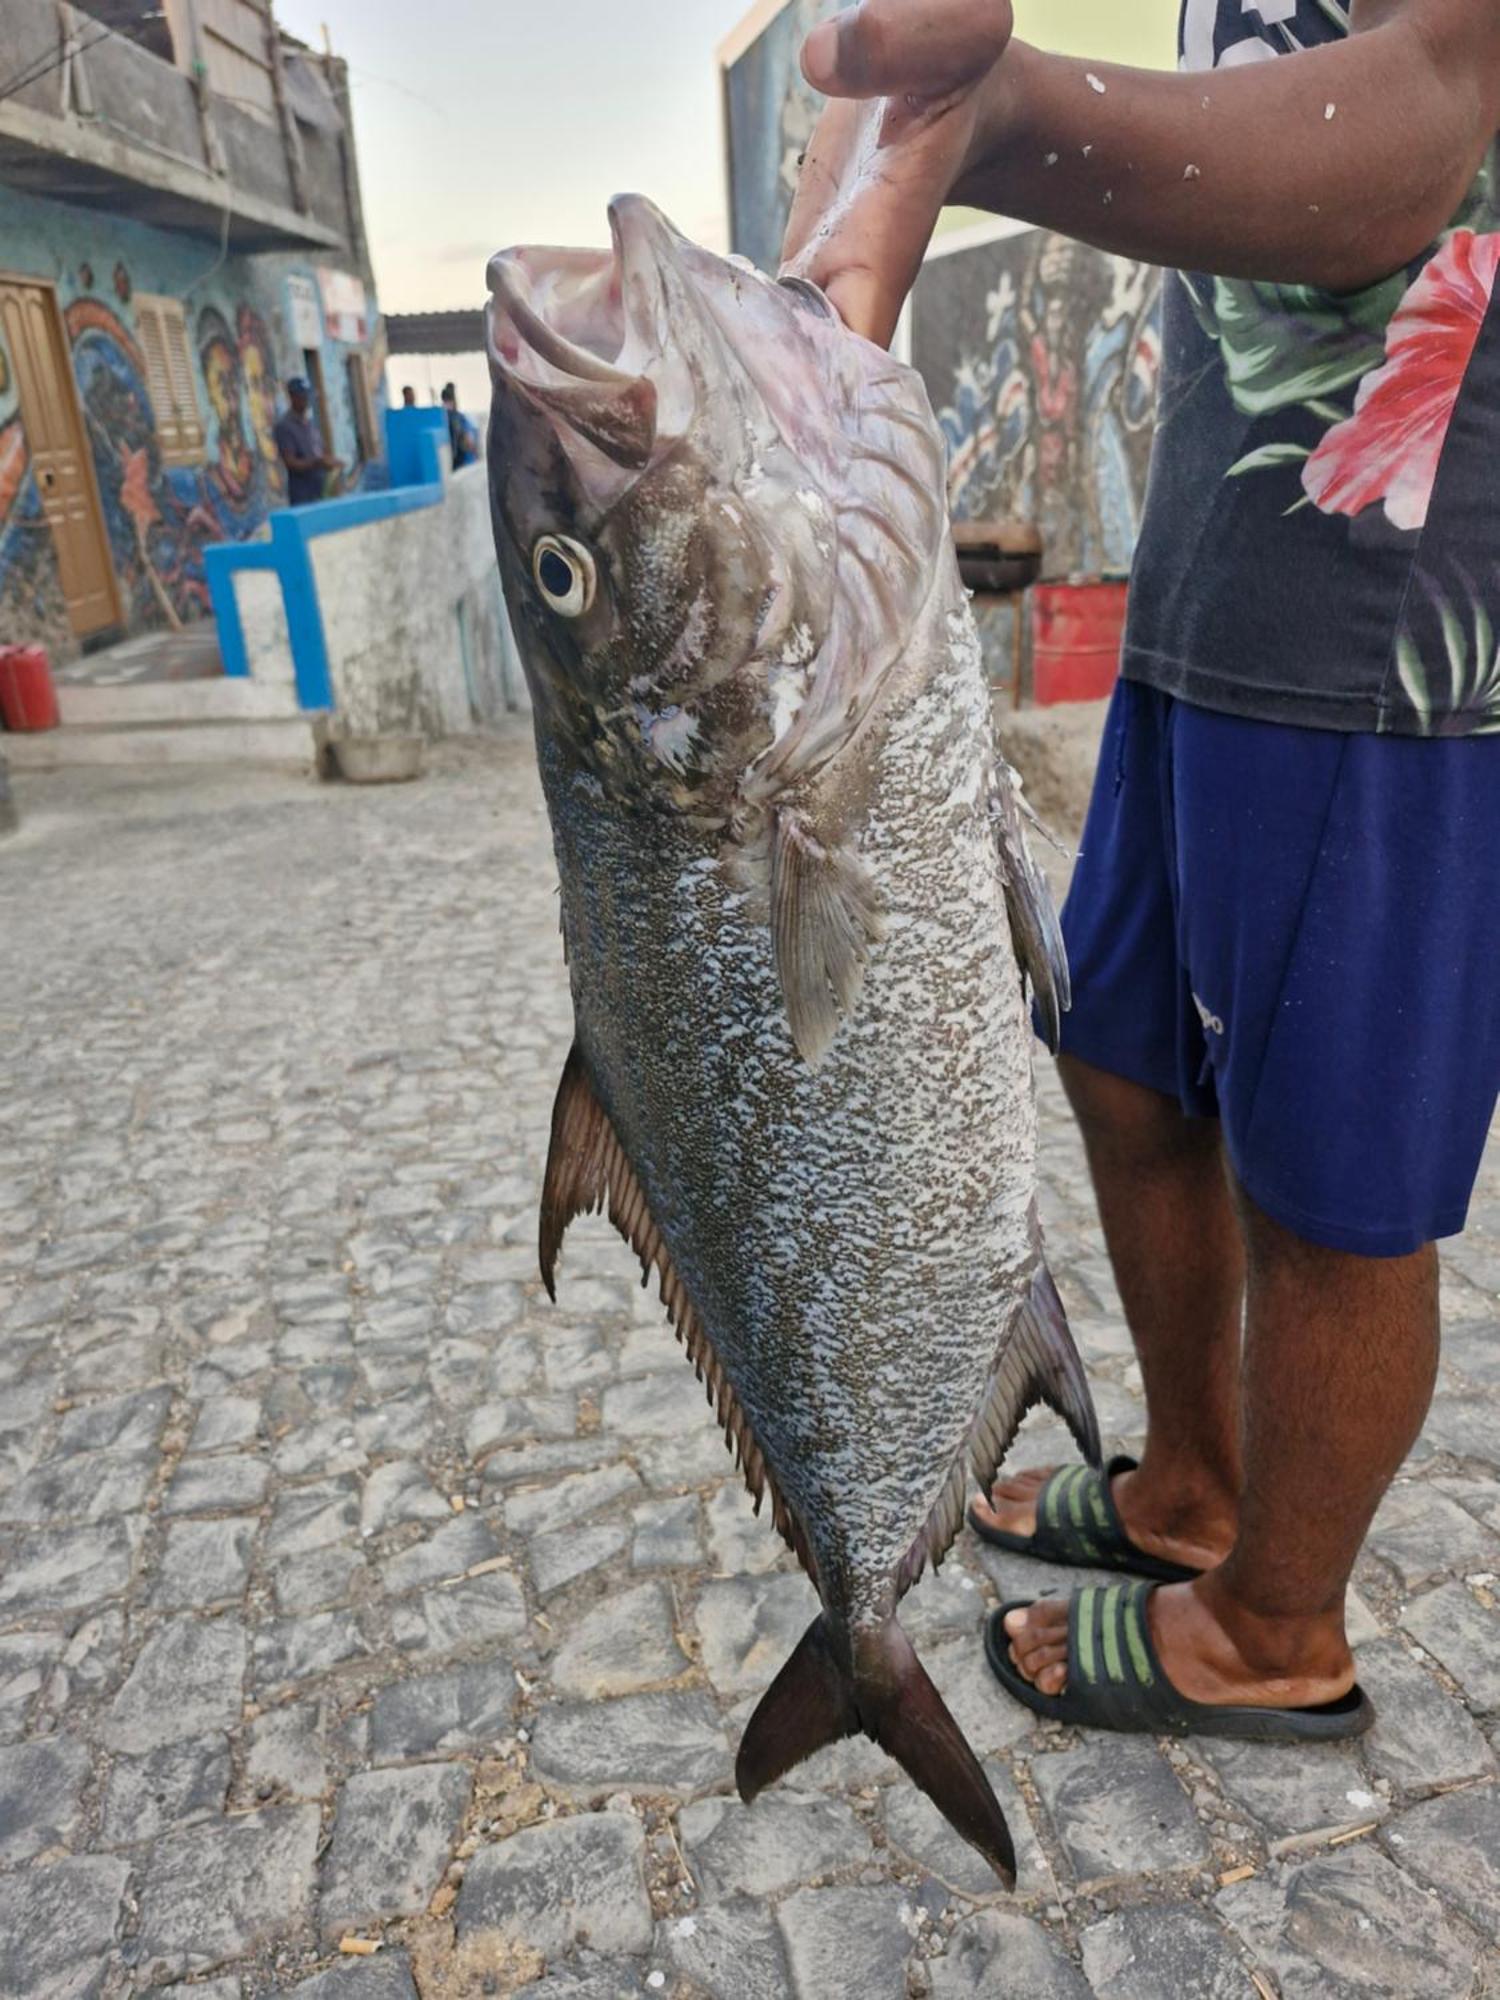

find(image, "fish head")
[487,195,938,809]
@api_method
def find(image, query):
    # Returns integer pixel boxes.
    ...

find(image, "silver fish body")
[488,198,1098,1882]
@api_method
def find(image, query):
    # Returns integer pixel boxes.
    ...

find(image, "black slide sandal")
[984,1582,1375,1743]
[968,1456,1203,1584]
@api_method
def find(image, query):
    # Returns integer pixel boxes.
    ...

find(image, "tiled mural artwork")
[912,232,1163,577]
[0,189,385,650]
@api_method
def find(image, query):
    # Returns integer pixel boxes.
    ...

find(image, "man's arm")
[784,0,1500,344]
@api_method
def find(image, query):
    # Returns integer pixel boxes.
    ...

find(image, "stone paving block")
[693,1572,820,1698]
[776,1884,913,2000]
[601,1370,711,1441]
[505,1462,643,1537]
[287,1953,419,1999]
[482,1438,616,1489]
[368,1663,515,1762]
[1194,1736,1385,1847]
[652,1898,791,2000]
[637,1425,733,1489]
[265,1475,361,1557]
[543,1323,615,1391]
[162,1452,271,1515]
[929,1911,1089,1999]
[531,1690,730,1795]
[320,1762,471,1939]
[531,1520,630,1596]
[0,1852,129,2000]
[1387,1782,1500,1941]
[0,1734,92,1862]
[254,1609,368,1691]
[153,1516,254,1610]
[190,1397,262,1450]
[273,1420,368,1480]
[273,1544,364,1614]
[1217,1843,1476,1999]
[550,1581,689,1698]
[1359,1638,1494,1790]
[680,1790,870,1900]
[390,1570,528,1658]
[631,1495,701,1571]
[242,1700,333,1803]
[135,1804,321,1980]
[100,1617,246,1753]
[0,1630,63,1740]
[1031,1738,1209,1889]
[56,1385,171,1456]
[703,1481,782,1576]
[458,1812,654,1958]
[1420,1395,1500,1470]
[1080,1904,1248,2000]
[360,1460,450,1536]
[465,1395,577,1459]
[1401,1581,1500,1712]
[883,1762,1052,1901]
[156,1981,242,2000]
[900,1566,988,1642]
[1368,1479,1500,1590]
[101,1733,230,1845]
[0,1448,156,1525]
[918,1634,1037,1758]
[355,1391,438,1457]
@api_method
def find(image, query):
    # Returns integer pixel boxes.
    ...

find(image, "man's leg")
[1005,1190,1439,1704]
[975,1053,1244,1573]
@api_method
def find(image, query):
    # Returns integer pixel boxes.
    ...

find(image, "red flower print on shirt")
[1302,230,1500,533]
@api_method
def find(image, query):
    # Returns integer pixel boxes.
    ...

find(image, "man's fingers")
[802,0,1013,101]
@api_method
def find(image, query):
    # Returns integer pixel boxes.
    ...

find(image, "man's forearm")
[957,26,1495,291]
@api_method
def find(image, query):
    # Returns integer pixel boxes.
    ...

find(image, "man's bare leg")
[1005,1197,1439,1705]
[975,1056,1245,1571]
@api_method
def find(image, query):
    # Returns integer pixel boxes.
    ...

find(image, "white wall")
[232,464,528,736]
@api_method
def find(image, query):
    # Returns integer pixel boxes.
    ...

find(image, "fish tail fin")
[736,1613,1016,1887]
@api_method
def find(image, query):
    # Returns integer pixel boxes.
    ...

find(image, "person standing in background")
[441,382,479,469]
[273,377,336,507]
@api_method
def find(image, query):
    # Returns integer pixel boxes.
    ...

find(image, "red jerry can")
[0,645,60,731]
[1029,580,1130,707]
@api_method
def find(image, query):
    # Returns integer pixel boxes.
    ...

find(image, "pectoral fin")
[770,808,883,1069]
[991,768,1070,1054]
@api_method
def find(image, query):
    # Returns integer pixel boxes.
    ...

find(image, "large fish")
[486,196,1099,1883]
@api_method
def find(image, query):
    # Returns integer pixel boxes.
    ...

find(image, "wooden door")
[0,278,120,638]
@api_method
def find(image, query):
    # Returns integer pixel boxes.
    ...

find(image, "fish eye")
[532,536,595,617]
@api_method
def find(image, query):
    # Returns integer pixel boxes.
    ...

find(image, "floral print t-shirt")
[1122,0,1500,735]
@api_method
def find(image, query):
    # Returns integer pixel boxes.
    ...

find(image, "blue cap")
[286,375,311,396]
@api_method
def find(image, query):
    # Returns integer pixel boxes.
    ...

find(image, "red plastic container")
[1030,581,1129,706]
[0,645,60,732]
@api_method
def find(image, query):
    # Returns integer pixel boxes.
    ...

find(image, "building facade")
[0,0,387,661]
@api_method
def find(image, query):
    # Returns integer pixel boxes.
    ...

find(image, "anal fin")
[540,1042,812,1573]
[898,1255,1101,1594]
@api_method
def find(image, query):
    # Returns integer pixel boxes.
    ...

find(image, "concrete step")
[57,677,301,728]
[4,716,318,769]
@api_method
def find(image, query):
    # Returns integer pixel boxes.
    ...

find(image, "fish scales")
[545,600,1035,1622]
[487,196,1099,1884]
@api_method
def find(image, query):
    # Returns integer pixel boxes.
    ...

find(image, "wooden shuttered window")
[136,296,206,467]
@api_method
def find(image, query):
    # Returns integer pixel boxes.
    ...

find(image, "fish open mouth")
[487,195,678,392]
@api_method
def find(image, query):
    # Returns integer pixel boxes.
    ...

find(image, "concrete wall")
[231,459,524,738]
[0,186,386,655]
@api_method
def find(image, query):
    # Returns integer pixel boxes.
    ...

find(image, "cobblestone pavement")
[4,733,1500,2000]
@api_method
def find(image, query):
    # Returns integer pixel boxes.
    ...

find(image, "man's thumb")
[802,0,1011,101]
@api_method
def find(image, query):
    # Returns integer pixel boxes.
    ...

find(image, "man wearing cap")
[273,377,335,507]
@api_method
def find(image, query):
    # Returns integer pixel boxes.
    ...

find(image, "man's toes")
[1035,1660,1069,1696]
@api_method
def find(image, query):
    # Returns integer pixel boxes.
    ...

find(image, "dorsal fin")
[540,1043,814,1574]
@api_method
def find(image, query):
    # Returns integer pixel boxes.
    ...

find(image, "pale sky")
[271,0,1177,404]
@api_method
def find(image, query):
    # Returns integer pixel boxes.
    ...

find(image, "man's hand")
[780,0,1014,348]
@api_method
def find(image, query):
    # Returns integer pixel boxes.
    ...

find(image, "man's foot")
[973,1461,1235,1576]
[1001,1575,1358,1708]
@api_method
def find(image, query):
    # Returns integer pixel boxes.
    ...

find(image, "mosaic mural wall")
[723,2,1164,579]
[912,231,1163,578]
[0,186,386,651]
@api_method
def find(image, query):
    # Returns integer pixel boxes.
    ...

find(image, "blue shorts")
[1058,682,1500,1258]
